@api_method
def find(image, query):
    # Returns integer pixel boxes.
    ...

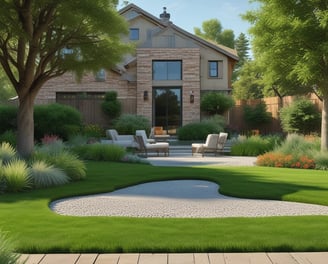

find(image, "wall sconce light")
[190,91,194,103]
[143,90,149,101]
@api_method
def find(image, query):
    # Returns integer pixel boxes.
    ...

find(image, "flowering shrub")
[41,134,61,145]
[256,152,315,169]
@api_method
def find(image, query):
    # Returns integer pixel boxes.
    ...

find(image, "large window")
[152,60,182,80]
[129,28,139,40]
[208,60,223,78]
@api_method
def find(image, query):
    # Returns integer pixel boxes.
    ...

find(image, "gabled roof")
[119,4,239,61]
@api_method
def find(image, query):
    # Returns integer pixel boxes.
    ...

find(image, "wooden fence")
[229,93,322,134]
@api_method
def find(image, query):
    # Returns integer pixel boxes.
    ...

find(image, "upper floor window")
[153,60,182,80]
[208,60,223,78]
[129,28,139,40]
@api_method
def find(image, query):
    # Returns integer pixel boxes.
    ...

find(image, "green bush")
[0,105,17,134]
[0,230,25,264]
[243,101,272,129]
[2,159,31,192]
[101,91,121,119]
[82,124,105,138]
[73,143,126,161]
[230,135,280,156]
[34,103,82,141]
[0,142,17,164]
[274,134,320,158]
[114,114,151,135]
[313,151,328,170]
[200,92,235,115]
[29,160,70,188]
[0,130,16,147]
[280,98,321,134]
[177,115,226,140]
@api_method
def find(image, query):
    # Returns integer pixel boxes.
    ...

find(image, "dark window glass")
[209,61,218,77]
[153,61,182,80]
[129,28,139,40]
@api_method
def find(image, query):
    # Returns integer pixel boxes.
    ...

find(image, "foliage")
[101,91,121,120]
[114,114,151,135]
[194,18,235,48]
[243,0,328,150]
[34,104,83,141]
[121,154,149,164]
[243,101,272,129]
[2,159,31,192]
[0,230,24,264]
[313,151,328,170]
[230,135,280,156]
[177,115,226,141]
[82,124,105,139]
[0,105,17,134]
[0,142,17,164]
[72,143,126,162]
[256,153,315,169]
[232,60,267,99]
[200,92,235,115]
[29,161,70,189]
[279,98,321,135]
[0,130,16,147]
[0,0,131,157]
[233,33,250,81]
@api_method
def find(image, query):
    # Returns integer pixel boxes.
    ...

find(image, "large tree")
[244,0,328,150]
[0,0,131,157]
[194,19,235,48]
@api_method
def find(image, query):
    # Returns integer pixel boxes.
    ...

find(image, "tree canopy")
[194,19,235,48]
[0,0,131,157]
[244,0,328,150]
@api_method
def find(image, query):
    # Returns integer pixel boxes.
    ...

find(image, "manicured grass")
[1,162,328,253]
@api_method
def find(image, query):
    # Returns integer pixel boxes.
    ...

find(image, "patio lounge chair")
[216,132,228,154]
[191,134,219,157]
[106,129,137,148]
[135,130,156,144]
[134,135,169,157]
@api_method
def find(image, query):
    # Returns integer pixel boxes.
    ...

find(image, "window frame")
[129,28,139,40]
[152,60,182,81]
[208,61,219,78]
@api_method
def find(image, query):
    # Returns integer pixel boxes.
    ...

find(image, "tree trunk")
[17,94,35,158]
[321,95,328,151]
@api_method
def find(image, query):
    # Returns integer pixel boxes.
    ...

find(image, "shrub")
[243,101,272,129]
[0,130,16,147]
[29,160,70,188]
[73,143,126,162]
[34,103,82,141]
[82,124,105,138]
[0,105,17,134]
[274,134,320,158]
[2,159,31,192]
[256,152,315,169]
[114,114,151,135]
[101,91,121,119]
[46,151,86,181]
[177,115,226,141]
[280,98,321,134]
[0,142,17,164]
[313,151,328,170]
[230,135,279,156]
[200,92,235,115]
[0,230,25,264]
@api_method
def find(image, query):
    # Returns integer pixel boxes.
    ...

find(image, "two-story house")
[37,4,238,134]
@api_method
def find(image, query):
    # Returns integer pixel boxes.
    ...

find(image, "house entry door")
[153,87,182,134]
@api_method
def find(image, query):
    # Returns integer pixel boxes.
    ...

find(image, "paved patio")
[20,252,328,264]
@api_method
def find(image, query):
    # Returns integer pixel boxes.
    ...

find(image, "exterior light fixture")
[143,91,149,101]
[190,91,194,103]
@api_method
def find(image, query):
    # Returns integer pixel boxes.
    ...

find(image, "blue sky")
[118,0,259,39]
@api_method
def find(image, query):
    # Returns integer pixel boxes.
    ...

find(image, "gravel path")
[50,180,328,218]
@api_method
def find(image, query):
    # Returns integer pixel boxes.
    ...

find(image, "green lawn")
[1,162,328,253]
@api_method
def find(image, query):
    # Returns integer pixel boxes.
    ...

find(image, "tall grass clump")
[312,151,328,170]
[29,160,70,189]
[73,143,126,162]
[0,230,25,264]
[0,130,16,147]
[274,134,320,158]
[0,142,17,164]
[230,135,280,156]
[2,159,31,192]
[114,114,150,135]
[46,151,86,181]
